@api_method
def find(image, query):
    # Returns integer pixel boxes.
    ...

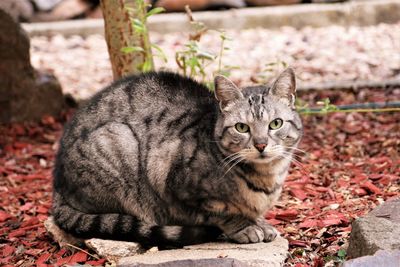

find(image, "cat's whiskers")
[284,146,307,154]
[221,155,247,179]
[220,151,244,167]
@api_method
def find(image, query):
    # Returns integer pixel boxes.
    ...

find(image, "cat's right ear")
[214,75,243,110]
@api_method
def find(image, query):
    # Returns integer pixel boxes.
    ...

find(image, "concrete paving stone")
[118,236,288,267]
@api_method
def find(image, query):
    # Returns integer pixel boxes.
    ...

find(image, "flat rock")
[347,198,400,259]
[343,250,400,267]
[85,238,143,262]
[118,237,288,267]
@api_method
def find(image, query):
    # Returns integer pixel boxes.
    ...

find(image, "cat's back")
[60,71,217,148]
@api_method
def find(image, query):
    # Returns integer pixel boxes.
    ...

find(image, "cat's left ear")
[214,75,243,110]
[269,68,296,109]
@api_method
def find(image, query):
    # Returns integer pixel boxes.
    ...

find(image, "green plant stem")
[218,36,225,73]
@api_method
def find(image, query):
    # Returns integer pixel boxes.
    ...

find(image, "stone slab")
[22,0,400,37]
[118,237,288,267]
[343,250,400,267]
[347,198,400,259]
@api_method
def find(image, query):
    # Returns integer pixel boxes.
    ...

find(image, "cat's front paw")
[256,219,279,242]
[228,225,264,243]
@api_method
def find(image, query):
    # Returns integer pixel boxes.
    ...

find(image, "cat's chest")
[234,173,283,218]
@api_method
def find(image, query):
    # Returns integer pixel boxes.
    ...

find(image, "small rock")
[347,198,400,259]
[85,238,144,262]
[343,250,400,267]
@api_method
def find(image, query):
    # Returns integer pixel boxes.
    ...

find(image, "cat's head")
[214,68,303,164]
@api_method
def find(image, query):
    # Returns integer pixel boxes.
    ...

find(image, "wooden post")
[100,0,153,79]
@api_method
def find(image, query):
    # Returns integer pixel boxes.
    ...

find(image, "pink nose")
[254,143,267,152]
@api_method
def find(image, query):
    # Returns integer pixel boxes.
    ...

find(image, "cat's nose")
[254,143,267,153]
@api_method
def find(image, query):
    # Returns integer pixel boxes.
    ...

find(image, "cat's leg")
[211,215,278,243]
[255,217,279,242]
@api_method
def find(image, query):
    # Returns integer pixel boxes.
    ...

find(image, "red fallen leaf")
[337,179,349,188]
[23,174,47,180]
[0,227,10,235]
[13,124,26,136]
[276,209,299,221]
[342,124,363,134]
[13,142,31,149]
[70,251,88,263]
[36,253,51,267]
[352,174,368,183]
[37,206,48,214]
[20,202,34,211]
[1,245,15,257]
[318,218,342,227]
[55,248,68,258]
[86,259,107,266]
[264,211,276,219]
[314,187,328,192]
[289,189,307,200]
[327,188,336,199]
[369,156,390,164]
[25,249,43,256]
[0,211,12,222]
[57,255,73,266]
[298,219,318,228]
[21,217,40,227]
[0,258,12,266]
[289,240,308,247]
[353,188,368,196]
[361,181,382,195]
[369,174,383,180]
[41,115,56,126]
[266,219,282,225]
[8,229,26,238]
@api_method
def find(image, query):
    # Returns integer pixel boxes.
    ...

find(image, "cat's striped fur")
[52,69,302,247]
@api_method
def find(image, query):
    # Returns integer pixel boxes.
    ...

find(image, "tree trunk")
[100,0,153,80]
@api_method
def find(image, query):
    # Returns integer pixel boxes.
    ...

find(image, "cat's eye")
[269,118,283,130]
[235,123,250,133]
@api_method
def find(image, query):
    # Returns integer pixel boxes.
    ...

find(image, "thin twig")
[65,243,100,260]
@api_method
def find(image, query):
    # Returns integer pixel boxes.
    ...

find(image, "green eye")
[269,118,283,130]
[235,123,250,133]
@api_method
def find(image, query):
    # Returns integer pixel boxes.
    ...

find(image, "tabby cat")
[52,68,302,248]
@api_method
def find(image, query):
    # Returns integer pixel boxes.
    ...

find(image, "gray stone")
[347,198,400,259]
[121,258,249,267]
[0,9,64,123]
[118,237,288,267]
[343,250,400,267]
[85,238,143,262]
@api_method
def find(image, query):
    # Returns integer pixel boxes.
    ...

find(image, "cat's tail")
[52,194,221,247]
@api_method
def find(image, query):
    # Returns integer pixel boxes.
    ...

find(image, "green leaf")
[196,51,215,60]
[337,249,346,258]
[151,44,168,63]
[142,60,153,72]
[132,18,145,33]
[146,7,165,18]
[120,46,145,53]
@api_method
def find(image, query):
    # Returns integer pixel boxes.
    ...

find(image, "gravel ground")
[30,22,400,100]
